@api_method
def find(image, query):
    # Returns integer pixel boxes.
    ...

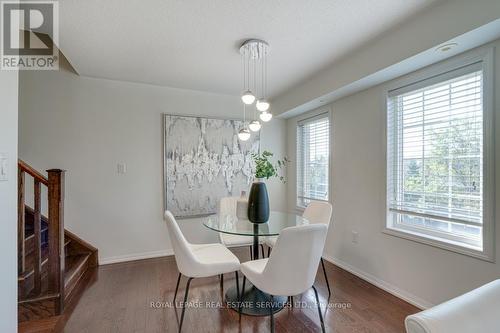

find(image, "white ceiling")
[59,0,443,98]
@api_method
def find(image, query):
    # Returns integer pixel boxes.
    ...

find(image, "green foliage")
[403,118,481,212]
[251,150,289,182]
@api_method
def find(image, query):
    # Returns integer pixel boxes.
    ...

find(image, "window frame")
[296,109,332,210]
[383,46,495,262]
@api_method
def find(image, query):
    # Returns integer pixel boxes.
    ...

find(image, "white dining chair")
[265,201,333,296]
[218,197,265,259]
[241,224,328,332]
[165,211,241,332]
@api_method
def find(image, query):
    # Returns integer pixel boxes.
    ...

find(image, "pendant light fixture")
[238,128,251,141]
[256,45,270,112]
[256,99,270,112]
[238,104,251,141]
[241,90,255,105]
[259,111,273,122]
[249,120,262,132]
[240,40,255,105]
[238,39,271,140]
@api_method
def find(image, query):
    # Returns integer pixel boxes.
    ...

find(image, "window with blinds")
[387,62,486,251]
[297,114,330,208]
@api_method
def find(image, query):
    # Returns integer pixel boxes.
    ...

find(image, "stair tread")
[19,236,84,279]
[24,207,48,238]
[64,253,91,287]
[20,246,49,280]
[20,252,92,300]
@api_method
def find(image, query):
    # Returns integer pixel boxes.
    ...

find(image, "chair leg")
[179,277,193,333]
[220,274,224,291]
[249,246,253,260]
[173,273,182,304]
[267,247,271,258]
[260,244,265,258]
[270,294,275,333]
[321,258,331,297]
[235,271,240,302]
[312,285,326,333]
[239,276,246,316]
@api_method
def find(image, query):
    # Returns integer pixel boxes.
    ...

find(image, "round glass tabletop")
[203,211,309,236]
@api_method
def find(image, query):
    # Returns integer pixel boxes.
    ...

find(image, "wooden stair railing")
[18,159,65,314]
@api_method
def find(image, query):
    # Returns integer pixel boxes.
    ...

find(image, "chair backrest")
[217,197,239,243]
[164,211,197,276]
[263,224,328,296]
[218,197,239,215]
[303,201,332,225]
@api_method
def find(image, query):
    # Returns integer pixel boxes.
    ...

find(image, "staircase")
[17,160,98,324]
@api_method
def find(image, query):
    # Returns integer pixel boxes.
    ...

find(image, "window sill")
[382,226,494,263]
[294,206,306,214]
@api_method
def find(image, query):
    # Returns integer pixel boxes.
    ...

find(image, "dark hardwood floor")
[51,248,418,332]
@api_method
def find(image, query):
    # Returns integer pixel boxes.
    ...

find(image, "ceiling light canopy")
[436,42,458,53]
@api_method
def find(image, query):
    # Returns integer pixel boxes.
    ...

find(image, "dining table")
[203,211,309,316]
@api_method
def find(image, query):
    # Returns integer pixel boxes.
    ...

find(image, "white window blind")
[387,63,484,250]
[297,114,330,208]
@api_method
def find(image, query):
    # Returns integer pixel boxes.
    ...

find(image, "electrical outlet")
[351,231,359,244]
[0,153,7,181]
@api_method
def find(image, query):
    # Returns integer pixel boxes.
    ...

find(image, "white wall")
[286,40,500,308]
[0,70,19,331]
[19,65,287,264]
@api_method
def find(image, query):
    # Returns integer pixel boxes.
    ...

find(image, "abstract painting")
[164,114,259,217]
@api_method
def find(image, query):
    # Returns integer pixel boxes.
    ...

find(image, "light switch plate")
[117,163,127,174]
[0,153,8,181]
[351,230,359,244]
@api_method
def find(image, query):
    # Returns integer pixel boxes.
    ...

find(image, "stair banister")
[18,168,25,275]
[17,160,66,314]
[33,179,42,294]
[17,160,98,324]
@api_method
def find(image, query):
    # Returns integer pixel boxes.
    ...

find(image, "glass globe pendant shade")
[238,128,251,141]
[256,99,270,112]
[241,90,256,105]
[259,111,273,122]
[248,120,261,132]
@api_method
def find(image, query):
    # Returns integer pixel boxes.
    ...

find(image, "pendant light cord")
[253,55,257,120]
[261,46,265,100]
[264,50,267,99]
[242,47,245,91]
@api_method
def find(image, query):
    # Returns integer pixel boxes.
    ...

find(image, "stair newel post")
[33,179,42,295]
[47,169,66,314]
[18,169,26,275]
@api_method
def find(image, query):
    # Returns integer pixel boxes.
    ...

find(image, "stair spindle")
[33,180,42,294]
[18,169,26,275]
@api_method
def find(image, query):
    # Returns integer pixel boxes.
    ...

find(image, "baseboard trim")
[98,244,252,266]
[99,249,174,265]
[322,254,433,310]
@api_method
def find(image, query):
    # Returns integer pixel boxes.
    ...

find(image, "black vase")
[247,180,270,223]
